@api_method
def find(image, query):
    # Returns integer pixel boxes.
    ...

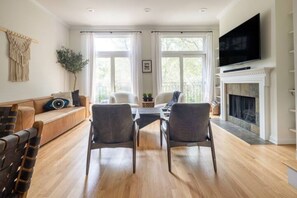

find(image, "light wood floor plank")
[28,120,297,198]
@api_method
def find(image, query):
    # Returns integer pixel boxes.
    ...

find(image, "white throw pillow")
[52,92,73,107]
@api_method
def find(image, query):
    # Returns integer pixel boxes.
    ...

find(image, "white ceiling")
[35,0,235,27]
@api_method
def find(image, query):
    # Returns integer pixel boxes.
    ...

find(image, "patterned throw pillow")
[43,98,69,111]
[52,92,73,107]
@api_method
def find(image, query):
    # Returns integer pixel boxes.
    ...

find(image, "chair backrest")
[0,121,43,198]
[92,104,133,143]
[0,104,18,138]
[109,92,138,104]
[155,92,185,105]
[169,103,210,142]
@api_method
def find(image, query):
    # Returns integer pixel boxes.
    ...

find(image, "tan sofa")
[0,96,89,146]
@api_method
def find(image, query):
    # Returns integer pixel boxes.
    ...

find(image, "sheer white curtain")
[151,32,162,97]
[202,33,214,103]
[130,32,142,101]
[80,33,95,103]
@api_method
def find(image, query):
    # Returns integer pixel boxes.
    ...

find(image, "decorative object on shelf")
[56,47,89,90]
[147,93,153,101]
[143,93,148,101]
[6,30,32,82]
[142,60,152,73]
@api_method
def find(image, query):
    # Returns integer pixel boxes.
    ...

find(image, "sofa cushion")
[35,107,85,124]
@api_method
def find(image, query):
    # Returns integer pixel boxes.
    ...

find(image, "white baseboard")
[269,136,296,144]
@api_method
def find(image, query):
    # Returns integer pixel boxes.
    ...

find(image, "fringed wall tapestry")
[6,30,32,82]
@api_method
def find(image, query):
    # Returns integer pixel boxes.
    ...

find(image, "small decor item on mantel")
[56,47,89,91]
[147,93,153,101]
[143,93,148,101]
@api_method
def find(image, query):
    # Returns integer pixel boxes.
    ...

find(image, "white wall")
[0,0,70,103]
[219,0,296,144]
[69,25,219,97]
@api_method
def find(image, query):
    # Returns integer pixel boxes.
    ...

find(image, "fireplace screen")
[229,94,256,124]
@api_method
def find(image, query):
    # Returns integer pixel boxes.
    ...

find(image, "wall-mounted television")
[219,13,261,67]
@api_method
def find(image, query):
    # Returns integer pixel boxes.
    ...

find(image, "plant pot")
[148,97,153,101]
[143,97,148,102]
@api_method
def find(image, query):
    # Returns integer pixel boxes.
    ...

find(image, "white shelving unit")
[214,47,221,104]
[293,1,297,153]
[290,2,297,142]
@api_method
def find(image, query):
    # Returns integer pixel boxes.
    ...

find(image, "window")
[160,35,207,102]
[94,36,132,103]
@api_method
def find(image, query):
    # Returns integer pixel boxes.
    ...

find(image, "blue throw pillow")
[44,98,69,111]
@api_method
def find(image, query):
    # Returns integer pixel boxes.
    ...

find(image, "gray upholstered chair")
[0,121,43,198]
[109,92,139,107]
[0,104,18,138]
[160,103,217,173]
[154,92,185,108]
[86,104,139,175]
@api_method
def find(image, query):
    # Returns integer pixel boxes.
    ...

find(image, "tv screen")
[219,14,261,67]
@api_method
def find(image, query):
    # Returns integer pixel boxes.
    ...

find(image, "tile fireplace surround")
[219,68,273,140]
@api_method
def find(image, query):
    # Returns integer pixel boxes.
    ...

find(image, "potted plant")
[147,93,153,101]
[143,93,148,101]
[56,47,89,91]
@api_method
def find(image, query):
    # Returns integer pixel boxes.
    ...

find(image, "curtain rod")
[80,30,142,34]
[151,30,212,33]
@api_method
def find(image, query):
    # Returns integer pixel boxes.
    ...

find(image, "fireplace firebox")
[229,94,256,124]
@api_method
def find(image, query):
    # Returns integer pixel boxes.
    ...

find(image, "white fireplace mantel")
[218,67,273,140]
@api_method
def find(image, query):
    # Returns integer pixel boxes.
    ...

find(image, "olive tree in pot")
[56,47,89,91]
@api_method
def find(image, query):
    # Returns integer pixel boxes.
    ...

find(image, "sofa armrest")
[79,96,90,118]
[15,106,35,132]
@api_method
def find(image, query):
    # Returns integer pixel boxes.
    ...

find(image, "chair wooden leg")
[86,145,91,175]
[167,145,172,172]
[160,130,163,147]
[133,145,136,173]
[160,119,163,147]
[86,126,93,176]
[211,141,217,173]
[137,130,140,147]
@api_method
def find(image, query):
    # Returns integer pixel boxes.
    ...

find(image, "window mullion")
[111,57,115,92]
[180,56,183,92]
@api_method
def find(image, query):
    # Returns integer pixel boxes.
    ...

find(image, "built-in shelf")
[289,30,294,34]
[290,109,296,113]
[289,89,295,93]
[290,69,295,73]
[290,50,295,54]
[216,96,221,98]
[216,86,220,89]
[289,128,296,133]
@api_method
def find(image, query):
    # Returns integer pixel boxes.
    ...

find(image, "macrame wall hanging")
[0,27,38,82]
[6,30,32,82]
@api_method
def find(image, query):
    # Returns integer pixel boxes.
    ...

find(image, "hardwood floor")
[28,120,297,198]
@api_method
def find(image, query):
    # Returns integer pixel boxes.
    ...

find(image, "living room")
[1,0,297,197]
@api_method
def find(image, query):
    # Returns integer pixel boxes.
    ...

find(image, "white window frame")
[160,34,207,94]
[94,35,132,94]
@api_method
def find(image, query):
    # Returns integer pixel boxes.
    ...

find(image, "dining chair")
[0,104,18,138]
[86,104,139,175]
[160,103,217,173]
[0,121,43,198]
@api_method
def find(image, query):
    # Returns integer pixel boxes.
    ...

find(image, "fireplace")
[226,83,259,135]
[219,68,272,140]
[229,95,256,124]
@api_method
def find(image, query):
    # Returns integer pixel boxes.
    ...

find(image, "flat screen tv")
[219,13,261,67]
